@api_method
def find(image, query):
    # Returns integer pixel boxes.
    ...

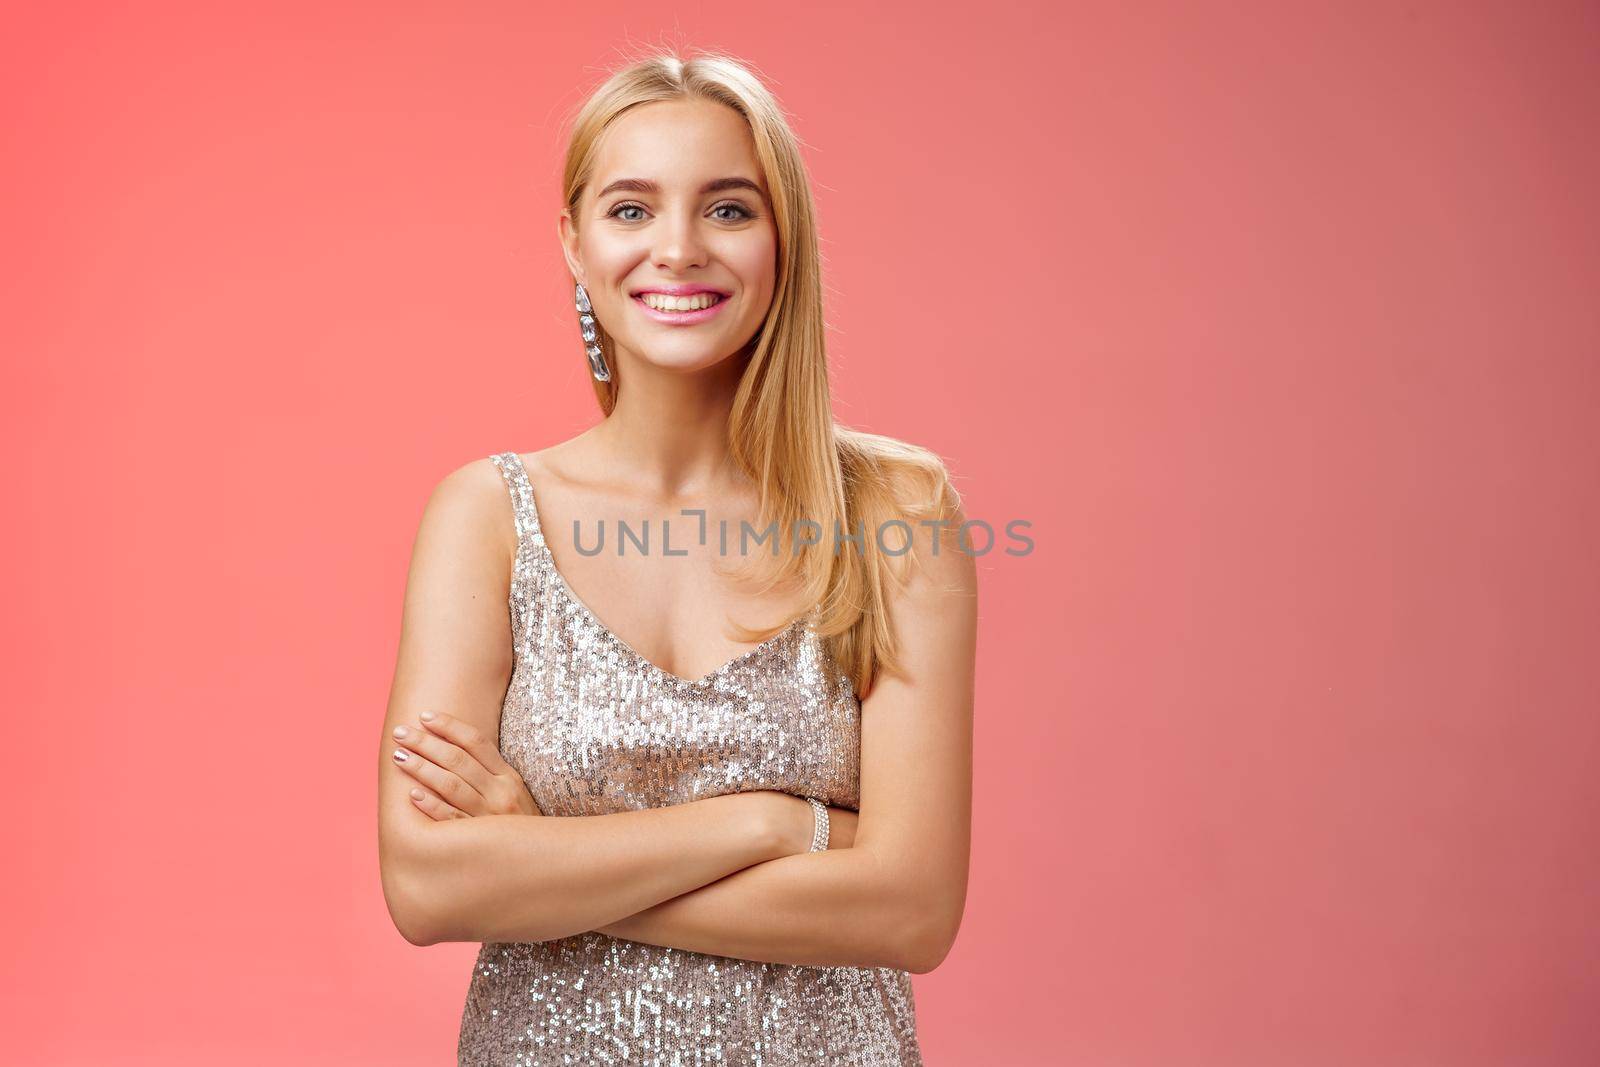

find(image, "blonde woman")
[377,49,976,1066]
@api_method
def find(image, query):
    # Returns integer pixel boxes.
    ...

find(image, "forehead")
[590,98,765,194]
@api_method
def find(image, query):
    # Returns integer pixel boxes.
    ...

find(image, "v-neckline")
[514,455,809,687]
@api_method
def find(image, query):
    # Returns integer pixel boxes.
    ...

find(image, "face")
[560,97,778,378]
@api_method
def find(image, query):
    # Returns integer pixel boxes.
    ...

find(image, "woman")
[377,49,976,1066]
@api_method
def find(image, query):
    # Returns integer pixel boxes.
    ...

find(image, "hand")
[389,711,541,820]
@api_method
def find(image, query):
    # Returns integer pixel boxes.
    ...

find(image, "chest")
[541,532,813,685]
[498,584,863,817]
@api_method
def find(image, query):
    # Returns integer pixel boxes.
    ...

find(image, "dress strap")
[488,451,545,552]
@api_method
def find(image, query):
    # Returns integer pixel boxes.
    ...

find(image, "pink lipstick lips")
[629,284,732,326]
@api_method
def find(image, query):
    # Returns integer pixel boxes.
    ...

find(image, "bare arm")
[376,458,801,946]
[397,795,795,945]
[595,510,978,974]
[596,845,915,970]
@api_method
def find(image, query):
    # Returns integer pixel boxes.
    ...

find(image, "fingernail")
[420,711,436,722]
[393,726,408,739]
[410,788,425,801]
[392,749,408,762]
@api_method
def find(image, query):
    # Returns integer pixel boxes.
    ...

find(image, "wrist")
[757,792,816,859]
[784,794,830,856]
[801,797,830,852]
[731,791,799,861]
[738,791,829,859]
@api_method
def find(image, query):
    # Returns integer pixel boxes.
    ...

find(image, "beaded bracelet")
[805,796,830,852]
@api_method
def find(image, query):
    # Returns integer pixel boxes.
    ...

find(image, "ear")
[557,210,585,285]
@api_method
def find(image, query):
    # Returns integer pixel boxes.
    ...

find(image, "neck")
[589,345,751,499]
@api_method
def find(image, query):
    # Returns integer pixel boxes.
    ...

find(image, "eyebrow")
[594,176,765,200]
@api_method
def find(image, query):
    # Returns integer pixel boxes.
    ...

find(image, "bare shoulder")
[844,427,974,597]
[414,454,521,571]
[902,497,979,595]
[880,495,979,674]
[833,426,976,690]
[433,434,595,561]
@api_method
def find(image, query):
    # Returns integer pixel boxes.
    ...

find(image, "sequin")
[455,452,923,1066]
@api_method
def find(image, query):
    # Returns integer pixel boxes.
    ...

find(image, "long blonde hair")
[559,48,962,699]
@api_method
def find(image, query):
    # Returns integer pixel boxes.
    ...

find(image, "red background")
[5,2,1598,1064]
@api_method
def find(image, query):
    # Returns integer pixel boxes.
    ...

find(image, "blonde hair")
[559,48,962,699]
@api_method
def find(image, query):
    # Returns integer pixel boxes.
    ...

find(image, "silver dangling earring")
[575,282,611,382]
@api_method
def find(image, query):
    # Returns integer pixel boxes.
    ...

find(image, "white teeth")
[639,292,721,312]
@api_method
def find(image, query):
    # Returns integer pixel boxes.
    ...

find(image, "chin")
[632,344,745,375]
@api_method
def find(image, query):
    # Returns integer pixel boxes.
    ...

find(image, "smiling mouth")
[633,292,729,313]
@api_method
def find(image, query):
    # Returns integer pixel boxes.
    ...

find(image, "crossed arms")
[376,459,976,974]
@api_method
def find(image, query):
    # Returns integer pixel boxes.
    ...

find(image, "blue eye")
[604,201,757,223]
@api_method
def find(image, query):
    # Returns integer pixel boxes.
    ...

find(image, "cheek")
[729,239,778,301]
[584,235,638,279]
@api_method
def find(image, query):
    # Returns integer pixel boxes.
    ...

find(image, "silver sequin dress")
[455,452,924,1066]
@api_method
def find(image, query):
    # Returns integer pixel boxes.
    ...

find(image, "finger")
[392,723,499,800]
[407,784,469,821]
[391,745,487,814]
[415,711,517,778]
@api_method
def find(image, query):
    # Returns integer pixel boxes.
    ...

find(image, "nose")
[651,208,709,272]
